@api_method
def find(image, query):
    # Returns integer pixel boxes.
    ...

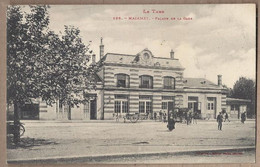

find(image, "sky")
[25,4,256,88]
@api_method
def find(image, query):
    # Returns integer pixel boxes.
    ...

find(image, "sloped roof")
[226,98,251,103]
[183,78,221,89]
[102,53,184,69]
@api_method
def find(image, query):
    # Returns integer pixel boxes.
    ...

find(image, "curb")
[7,146,255,164]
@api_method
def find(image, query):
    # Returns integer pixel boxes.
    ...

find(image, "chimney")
[217,75,222,86]
[92,54,96,64]
[100,37,104,58]
[170,49,174,59]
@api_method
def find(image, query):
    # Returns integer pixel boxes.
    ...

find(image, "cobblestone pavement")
[7,119,256,163]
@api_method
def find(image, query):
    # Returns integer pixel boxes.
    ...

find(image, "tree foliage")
[7,5,98,107]
[230,77,256,117]
[41,26,98,106]
[7,5,99,142]
[7,5,50,105]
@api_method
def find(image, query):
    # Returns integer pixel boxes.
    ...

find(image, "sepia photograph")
[5,4,256,164]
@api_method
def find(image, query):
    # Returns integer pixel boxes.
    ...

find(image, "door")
[90,98,97,120]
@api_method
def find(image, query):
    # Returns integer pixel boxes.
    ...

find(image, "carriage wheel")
[19,124,25,136]
[130,115,139,123]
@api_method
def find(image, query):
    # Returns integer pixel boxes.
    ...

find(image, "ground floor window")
[161,96,175,110]
[114,95,129,114]
[207,97,216,111]
[162,102,168,109]
[231,104,239,111]
[139,95,152,113]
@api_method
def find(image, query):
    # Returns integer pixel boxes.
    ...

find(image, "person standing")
[167,111,176,131]
[163,111,167,123]
[224,112,230,122]
[217,112,223,130]
[159,110,163,122]
[154,112,157,121]
[193,112,198,124]
[241,112,246,123]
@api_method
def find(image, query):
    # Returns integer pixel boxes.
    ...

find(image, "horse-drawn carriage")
[113,112,149,123]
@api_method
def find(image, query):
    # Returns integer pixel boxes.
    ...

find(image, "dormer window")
[163,76,175,89]
[116,74,129,88]
[154,62,160,66]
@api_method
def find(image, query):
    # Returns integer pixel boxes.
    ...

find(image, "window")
[116,74,129,88]
[114,101,121,113]
[163,76,175,89]
[231,105,238,111]
[207,103,214,110]
[207,103,211,110]
[139,102,145,113]
[114,95,129,114]
[139,96,152,113]
[207,97,215,111]
[162,102,168,109]
[162,96,175,110]
[83,101,89,114]
[139,75,153,88]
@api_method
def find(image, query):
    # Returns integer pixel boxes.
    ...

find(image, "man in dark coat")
[217,112,223,130]
[224,112,230,122]
[241,112,246,123]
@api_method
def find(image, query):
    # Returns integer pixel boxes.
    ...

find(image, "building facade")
[226,98,250,119]
[9,40,242,121]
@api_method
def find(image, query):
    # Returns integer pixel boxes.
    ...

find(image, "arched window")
[163,76,175,89]
[115,74,130,88]
[139,75,153,89]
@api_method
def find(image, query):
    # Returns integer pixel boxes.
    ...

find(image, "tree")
[230,77,256,118]
[41,26,97,119]
[7,5,98,143]
[7,5,50,144]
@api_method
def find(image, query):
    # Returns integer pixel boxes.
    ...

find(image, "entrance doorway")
[90,98,97,120]
[207,97,216,119]
[188,96,201,118]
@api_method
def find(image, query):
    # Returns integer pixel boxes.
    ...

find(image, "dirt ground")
[7,119,256,163]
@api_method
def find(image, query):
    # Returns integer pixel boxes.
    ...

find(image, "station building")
[9,40,249,121]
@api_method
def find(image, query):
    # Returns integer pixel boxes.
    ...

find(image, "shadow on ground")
[7,136,58,149]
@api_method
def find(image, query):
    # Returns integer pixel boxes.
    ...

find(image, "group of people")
[217,110,246,130]
[185,109,199,125]
[154,110,168,122]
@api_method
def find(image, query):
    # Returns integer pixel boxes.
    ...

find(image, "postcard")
[5,4,256,164]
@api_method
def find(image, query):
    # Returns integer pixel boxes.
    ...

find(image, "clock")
[143,53,150,60]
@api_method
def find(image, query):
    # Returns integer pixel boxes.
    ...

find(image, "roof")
[226,98,251,103]
[183,78,221,89]
[102,51,184,69]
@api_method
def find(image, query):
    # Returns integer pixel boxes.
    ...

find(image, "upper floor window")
[163,76,175,89]
[139,75,153,88]
[115,74,129,88]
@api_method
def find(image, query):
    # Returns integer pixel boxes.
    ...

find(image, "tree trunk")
[68,104,71,120]
[13,102,21,144]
